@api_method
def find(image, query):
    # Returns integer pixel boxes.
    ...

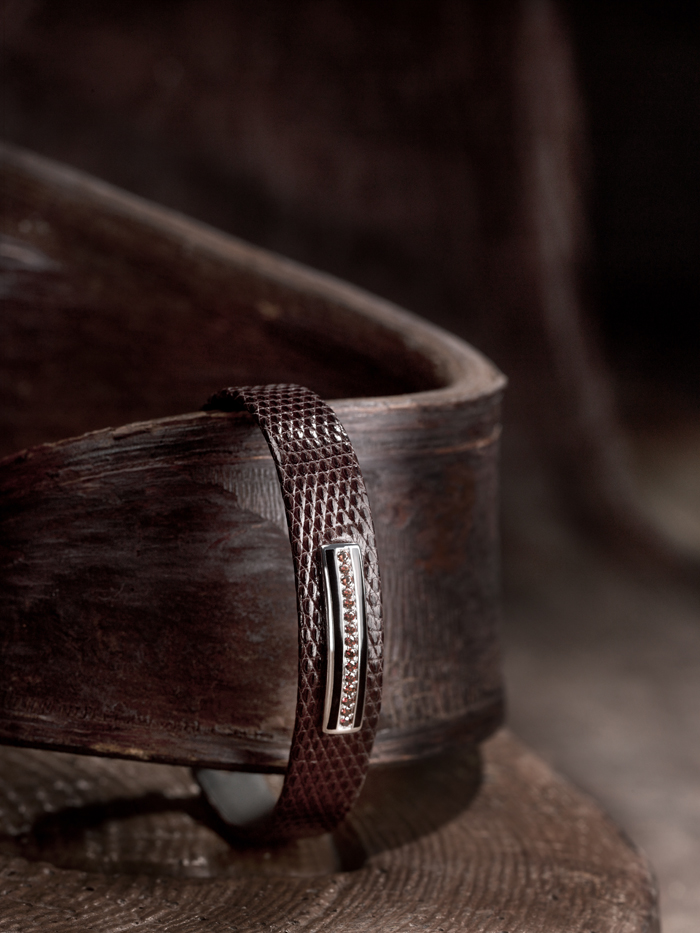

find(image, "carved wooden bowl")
[0,143,505,774]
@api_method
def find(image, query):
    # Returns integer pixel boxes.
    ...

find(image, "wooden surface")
[0,730,658,931]
[0,144,505,770]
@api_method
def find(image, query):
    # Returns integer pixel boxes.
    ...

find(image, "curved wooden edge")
[372,697,504,765]
[0,730,659,931]
[0,143,506,771]
[0,699,505,774]
[0,141,507,417]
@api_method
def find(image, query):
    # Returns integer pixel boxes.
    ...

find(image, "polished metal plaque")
[320,542,367,734]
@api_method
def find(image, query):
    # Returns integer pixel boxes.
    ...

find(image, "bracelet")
[197,384,383,842]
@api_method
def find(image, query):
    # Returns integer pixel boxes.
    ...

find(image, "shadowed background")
[1,1,698,929]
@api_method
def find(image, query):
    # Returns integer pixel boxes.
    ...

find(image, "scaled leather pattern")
[203,384,383,841]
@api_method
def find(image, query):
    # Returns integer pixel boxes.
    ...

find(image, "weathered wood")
[0,144,505,771]
[0,730,659,931]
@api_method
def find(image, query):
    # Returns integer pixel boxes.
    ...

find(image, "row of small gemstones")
[338,549,359,727]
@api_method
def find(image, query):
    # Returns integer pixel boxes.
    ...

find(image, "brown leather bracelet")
[197,384,383,842]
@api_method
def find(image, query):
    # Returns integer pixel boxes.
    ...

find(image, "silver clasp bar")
[320,543,367,734]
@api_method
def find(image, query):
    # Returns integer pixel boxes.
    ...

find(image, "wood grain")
[0,730,658,931]
[1,144,504,770]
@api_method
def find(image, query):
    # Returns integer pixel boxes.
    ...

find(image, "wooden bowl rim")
[1,141,506,455]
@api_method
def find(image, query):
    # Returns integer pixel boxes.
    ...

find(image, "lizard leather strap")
[198,384,383,842]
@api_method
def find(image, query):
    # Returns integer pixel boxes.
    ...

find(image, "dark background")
[570,0,699,417]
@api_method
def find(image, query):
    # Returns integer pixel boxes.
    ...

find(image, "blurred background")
[1,0,698,928]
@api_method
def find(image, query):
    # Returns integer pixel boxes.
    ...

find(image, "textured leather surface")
[203,384,383,841]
